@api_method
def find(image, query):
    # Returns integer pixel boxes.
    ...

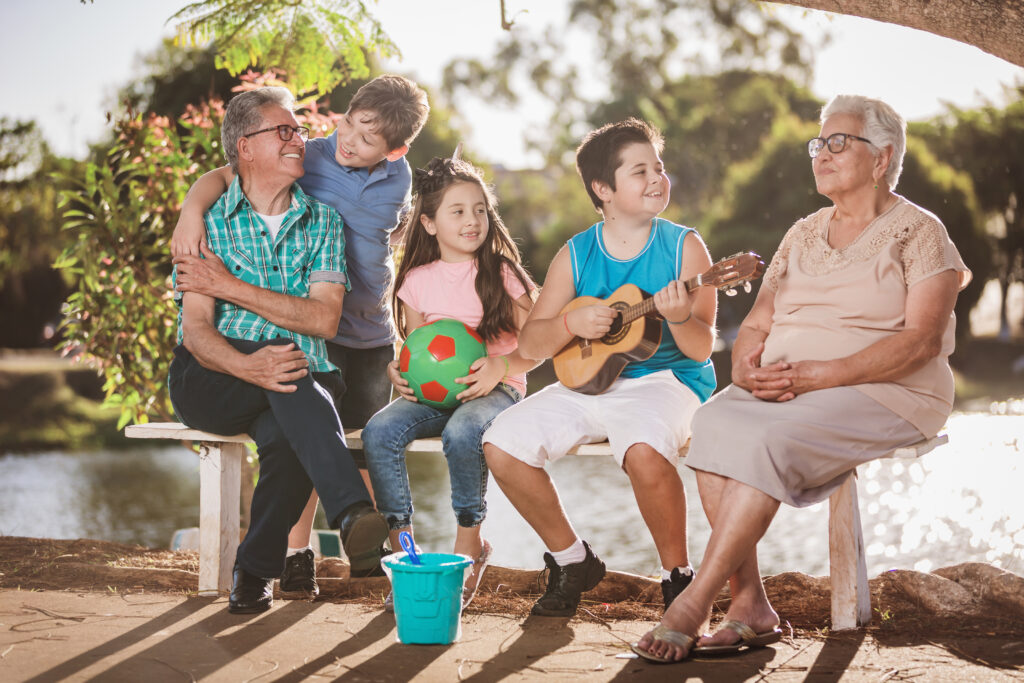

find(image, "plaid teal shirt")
[174,178,350,373]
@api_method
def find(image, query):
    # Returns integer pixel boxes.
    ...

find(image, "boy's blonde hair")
[348,74,430,151]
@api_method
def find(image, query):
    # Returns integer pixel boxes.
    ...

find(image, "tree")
[772,0,1024,69]
[914,89,1024,337]
[0,120,80,347]
[170,0,399,98]
[443,0,820,165]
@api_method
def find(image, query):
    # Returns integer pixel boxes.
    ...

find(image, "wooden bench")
[124,422,945,629]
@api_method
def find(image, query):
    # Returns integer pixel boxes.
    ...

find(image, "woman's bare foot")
[697,600,779,648]
[635,594,710,661]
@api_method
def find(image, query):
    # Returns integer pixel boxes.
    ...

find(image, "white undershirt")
[257,211,287,242]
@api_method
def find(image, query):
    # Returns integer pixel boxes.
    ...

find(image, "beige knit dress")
[685,196,971,506]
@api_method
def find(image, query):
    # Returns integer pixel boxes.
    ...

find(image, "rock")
[877,568,984,617]
[933,562,1024,617]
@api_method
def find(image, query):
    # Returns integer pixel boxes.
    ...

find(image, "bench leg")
[198,441,243,595]
[828,473,871,630]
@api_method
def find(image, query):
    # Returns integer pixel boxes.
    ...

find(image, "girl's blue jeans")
[361,385,520,531]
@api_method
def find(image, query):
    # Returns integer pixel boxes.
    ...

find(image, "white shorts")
[482,370,702,468]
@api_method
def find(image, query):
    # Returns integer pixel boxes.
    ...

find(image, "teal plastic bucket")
[383,552,473,645]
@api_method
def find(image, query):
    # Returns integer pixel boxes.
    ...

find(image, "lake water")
[2,409,1021,579]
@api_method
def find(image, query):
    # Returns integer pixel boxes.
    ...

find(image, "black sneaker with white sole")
[530,541,606,617]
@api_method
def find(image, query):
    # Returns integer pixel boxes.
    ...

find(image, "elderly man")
[168,87,387,614]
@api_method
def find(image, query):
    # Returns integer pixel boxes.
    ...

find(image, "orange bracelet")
[563,312,571,335]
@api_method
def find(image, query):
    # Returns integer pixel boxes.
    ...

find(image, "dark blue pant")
[324,342,395,467]
[168,338,370,578]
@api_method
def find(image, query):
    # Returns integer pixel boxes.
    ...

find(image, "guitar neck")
[622,274,701,324]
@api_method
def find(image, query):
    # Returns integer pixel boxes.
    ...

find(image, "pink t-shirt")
[397,259,531,395]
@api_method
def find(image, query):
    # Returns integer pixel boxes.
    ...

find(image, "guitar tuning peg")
[743,281,752,294]
[725,287,737,297]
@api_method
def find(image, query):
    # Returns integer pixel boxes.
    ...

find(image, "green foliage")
[914,88,1024,336]
[171,0,399,98]
[0,119,82,347]
[703,114,824,263]
[442,0,820,168]
[118,40,240,119]
[55,104,226,428]
[898,138,989,338]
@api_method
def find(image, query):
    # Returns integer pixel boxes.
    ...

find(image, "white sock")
[661,565,694,581]
[287,545,312,557]
[550,538,587,566]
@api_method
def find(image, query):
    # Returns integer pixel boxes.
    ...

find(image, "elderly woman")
[633,94,972,663]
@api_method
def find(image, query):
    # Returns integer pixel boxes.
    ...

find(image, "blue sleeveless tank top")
[567,218,716,402]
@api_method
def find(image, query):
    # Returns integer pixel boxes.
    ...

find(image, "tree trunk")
[770,0,1024,68]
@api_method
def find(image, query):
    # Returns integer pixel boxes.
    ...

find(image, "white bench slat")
[126,421,946,627]
[124,422,623,455]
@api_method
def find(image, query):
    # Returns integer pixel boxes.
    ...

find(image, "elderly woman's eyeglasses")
[807,133,873,159]
[243,124,310,142]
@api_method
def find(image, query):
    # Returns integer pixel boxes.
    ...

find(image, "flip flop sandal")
[630,624,696,663]
[461,539,493,609]
[692,619,782,656]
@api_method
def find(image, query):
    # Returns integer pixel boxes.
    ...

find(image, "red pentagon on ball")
[427,335,457,362]
[419,381,449,404]
[399,345,411,372]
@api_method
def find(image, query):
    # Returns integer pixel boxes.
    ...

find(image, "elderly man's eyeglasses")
[807,133,873,159]
[243,124,310,142]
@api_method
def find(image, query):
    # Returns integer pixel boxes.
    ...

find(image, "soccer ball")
[399,318,487,409]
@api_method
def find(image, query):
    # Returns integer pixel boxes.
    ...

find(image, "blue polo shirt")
[298,132,412,348]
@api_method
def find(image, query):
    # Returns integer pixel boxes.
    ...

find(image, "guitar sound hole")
[608,312,623,336]
[603,308,628,344]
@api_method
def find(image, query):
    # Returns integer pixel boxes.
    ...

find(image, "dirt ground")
[1,536,1023,681]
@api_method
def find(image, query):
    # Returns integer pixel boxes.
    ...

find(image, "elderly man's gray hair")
[222,87,296,173]
[821,95,906,191]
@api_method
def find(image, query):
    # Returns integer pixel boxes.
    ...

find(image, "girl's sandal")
[630,624,696,664]
[461,539,493,609]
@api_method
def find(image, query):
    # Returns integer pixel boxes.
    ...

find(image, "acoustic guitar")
[553,251,765,395]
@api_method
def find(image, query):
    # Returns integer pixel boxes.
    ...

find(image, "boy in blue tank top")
[483,118,717,617]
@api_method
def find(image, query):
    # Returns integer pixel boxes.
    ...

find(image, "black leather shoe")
[337,502,389,577]
[229,563,274,614]
[661,567,695,610]
[279,548,319,597]
[531,540,606,617]
[349,545,390,578]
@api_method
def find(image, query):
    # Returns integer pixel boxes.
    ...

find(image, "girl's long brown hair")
[392,157,535,342]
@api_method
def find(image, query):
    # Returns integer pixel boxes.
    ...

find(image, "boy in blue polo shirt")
[171,74,429,592]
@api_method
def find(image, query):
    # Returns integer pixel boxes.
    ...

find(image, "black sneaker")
[279,548,319,598]
[531,541,606,617]
[661,567,694,610]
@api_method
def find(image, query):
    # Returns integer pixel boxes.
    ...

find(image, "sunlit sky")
[1,1,1022,168]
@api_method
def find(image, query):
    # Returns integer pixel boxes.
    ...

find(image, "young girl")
[360,156,537,609]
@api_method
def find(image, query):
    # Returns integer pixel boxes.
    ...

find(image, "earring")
[874,183,878,190]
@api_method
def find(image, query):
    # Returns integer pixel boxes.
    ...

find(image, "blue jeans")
[362,386,520,530]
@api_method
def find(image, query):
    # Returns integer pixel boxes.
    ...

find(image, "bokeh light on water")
[0,410,1020,580]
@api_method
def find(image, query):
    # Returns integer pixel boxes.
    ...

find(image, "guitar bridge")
[578,338,592,359]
